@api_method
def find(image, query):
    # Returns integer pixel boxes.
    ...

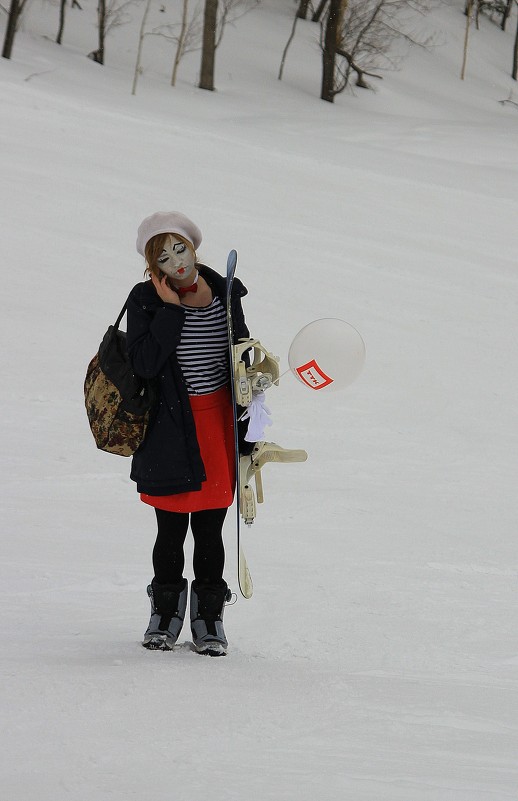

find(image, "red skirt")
[140,385,236,513]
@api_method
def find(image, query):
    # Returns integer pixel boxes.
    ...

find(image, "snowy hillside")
[1,1,518,799]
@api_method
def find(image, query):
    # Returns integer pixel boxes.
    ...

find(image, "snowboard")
[226,250,253,600]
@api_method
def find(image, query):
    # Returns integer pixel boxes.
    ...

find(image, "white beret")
[136,211,202,256]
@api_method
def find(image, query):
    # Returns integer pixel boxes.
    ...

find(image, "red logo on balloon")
[296,359,334,390]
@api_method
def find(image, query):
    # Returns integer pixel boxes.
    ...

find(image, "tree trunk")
[278,9,299,80]
[312,0,329,23]
[513,13,518,80]
[199,0,218,91]
[501,0,513,31]
[461,0,473,80]
[56,0,67,44]
[2,0,20,60]
[321,0,341,102]
[132,0,152,95]
[172,0,189,86]
[297,0,311,19]
[97,0,106,65]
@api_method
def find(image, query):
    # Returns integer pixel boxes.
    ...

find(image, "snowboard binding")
[239,441,308,526]
[233,338,280,406]
[233,338,308,527]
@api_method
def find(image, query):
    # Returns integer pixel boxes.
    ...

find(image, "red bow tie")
[176,282,198,296]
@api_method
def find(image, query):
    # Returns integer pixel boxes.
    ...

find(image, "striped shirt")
[177,296,229,395]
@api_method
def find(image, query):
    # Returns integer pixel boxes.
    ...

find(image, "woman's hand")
[151,272,181,306]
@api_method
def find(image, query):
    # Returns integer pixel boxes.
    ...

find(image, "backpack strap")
[114,303,127,330]
[105,303,128,347]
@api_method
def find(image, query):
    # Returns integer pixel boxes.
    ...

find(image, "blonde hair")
[144,232,197,278]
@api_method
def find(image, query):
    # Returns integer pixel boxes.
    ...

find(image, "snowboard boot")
[190,579,232,657]
[142,577,188,650]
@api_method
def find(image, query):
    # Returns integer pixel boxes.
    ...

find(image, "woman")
[126,211,251,656]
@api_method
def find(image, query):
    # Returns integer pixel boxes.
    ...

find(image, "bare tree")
[513,2,518,79]
[89,0,139,65]
[297,0,311,18]
[132,0,198,92]
[2,0,20,59]
[312,0,329,22]
[56,0,67,45]
[198,0,261,89]
[279,5,301,80]
[199,0,218,90]
[321,0,346,102]
[321,0,433,101]
[132,0,152,94]
[135,3,201,86]
[280,0,382,97]
[172,0,190,85]
[461,0,474,79]
[463,0,518,81]
[465,0,514,30]
[198,0,258,88]
[98,0,108,63]
[136,0,254,90]
[501,0,514,30]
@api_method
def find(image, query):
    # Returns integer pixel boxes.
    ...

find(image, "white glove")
[241,391,273,442]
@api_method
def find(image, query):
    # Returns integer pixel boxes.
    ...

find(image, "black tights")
[152,507,227,585]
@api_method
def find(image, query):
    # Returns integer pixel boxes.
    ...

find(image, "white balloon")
[288,318,365,392]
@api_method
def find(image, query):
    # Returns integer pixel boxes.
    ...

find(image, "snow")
[1,0,518,798]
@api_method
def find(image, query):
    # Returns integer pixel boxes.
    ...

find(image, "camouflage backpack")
[84,303,155,457]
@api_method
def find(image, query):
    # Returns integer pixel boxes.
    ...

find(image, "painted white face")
[157,235,196,282]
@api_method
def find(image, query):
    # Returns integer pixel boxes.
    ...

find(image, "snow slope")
[1,1,518,799]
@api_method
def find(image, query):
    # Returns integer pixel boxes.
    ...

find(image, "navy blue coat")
[126,265,249,496]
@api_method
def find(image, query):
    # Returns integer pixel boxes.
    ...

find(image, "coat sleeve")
[231,289,250,343]
[126,285,185,380]
[231,290,255,455]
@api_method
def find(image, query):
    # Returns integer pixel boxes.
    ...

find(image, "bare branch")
[498,92,518,108]
[336,46,383,87]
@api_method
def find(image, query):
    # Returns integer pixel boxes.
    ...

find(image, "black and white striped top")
[177,296,229,395]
